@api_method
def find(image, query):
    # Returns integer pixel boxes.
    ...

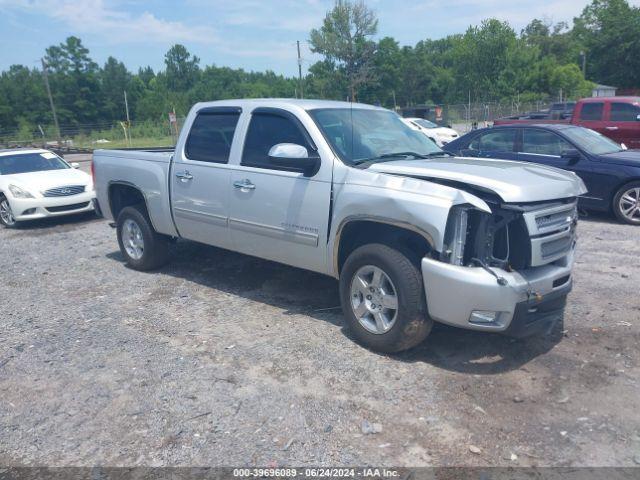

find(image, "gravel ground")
[0,208,639,467]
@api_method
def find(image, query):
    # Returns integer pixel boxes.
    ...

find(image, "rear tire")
[116,205,169,270]
[612,181,640,225]
[0,196,18,228]
[339,243,432,353]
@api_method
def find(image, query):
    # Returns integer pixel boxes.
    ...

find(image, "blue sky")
[1,0,638,76]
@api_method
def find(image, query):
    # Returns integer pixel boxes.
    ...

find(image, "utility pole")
[124,90,131,124]
[41,58,60,144]
[580,51,587,78]
[124,90,131,146]
[296,40,304,99]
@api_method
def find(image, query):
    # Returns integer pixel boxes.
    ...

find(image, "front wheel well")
[108,183,147,220]
[336,220,433,275]
[612,178,640,205]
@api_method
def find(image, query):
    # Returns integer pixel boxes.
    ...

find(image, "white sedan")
[0,149,95,228]
[401,117,459,147]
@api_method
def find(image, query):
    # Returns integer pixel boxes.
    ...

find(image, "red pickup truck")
[494,97,640,149]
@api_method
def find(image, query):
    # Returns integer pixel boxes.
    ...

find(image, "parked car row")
[494,96,640,149]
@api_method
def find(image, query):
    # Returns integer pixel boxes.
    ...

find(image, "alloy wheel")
[122,218,145,260]
[619,187,640,223]
[0,200,16,226]
[349,265,399,334]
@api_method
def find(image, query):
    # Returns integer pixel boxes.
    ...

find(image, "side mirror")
[71,162,80,169]
[268,143,320,177]
[636,114,640,121]
[561,149,581,162]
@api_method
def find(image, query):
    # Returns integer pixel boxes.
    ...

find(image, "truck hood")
[368,156,587,203]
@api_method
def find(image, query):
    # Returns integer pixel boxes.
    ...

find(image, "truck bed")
[93,148,178,237]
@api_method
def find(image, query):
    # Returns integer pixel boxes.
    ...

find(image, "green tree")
[44,36,101,131]
[451,19,520,101]
[309,0,378,100]
[522,19,581,64]
[164,44,201,92]
[101,57,132,121]
[573,0,640,88]
[549,63,594,99]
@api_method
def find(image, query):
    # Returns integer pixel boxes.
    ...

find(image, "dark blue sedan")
[443,124,640,225]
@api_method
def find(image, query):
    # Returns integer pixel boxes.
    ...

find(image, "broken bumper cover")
[421,249,574,334]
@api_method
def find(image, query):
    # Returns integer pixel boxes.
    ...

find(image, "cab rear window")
[185,111,240,163]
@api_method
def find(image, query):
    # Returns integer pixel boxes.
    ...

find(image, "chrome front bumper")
[421,249,574,332]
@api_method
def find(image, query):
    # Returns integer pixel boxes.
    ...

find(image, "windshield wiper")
[352,151,430,167]
[423,151,455,157]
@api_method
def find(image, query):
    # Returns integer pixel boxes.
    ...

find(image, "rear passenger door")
[464,129,518,160]
[171,106,241,249]
[607,101,640,149]
[228,107,332,273]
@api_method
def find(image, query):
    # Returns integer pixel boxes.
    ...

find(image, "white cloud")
[0,0,220,45]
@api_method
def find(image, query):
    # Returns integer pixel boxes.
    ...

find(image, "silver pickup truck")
[93,99,586,352]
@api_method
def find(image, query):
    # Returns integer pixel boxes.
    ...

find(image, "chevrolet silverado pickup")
[93,99,586,352]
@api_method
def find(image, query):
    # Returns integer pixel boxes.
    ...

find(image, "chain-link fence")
[445,100,552,133]
[0,99,554,151]
[0,117,185,152]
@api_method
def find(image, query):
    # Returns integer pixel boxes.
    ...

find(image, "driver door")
[228,108,332,273]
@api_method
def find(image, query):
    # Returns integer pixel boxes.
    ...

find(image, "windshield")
[413,118,438,129]
[309,108,443,165]
[0,152,70,175]
[562,127,624,155]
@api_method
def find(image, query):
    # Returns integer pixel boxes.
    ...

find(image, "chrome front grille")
[540,234,574,259]
[523,201,578,267]
[43,185,85,197]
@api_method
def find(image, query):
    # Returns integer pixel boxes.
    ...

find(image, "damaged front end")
[422,195,578,336]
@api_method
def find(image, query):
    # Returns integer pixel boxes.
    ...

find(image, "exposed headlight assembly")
[8,184,35,199]
[443,205,470,266]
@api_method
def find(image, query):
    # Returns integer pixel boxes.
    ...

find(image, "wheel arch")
[108,181,153,227]
[334,217,435,277]
[611,178,640,222]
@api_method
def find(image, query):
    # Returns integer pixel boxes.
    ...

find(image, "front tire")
[339,243,432,353]
[0,196,18,228]
[116,205,169,270]
[613,181,640,225]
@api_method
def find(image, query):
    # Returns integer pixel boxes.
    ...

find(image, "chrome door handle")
[176,170,193,181]
[233,179,256,190]
[605,126,619,130]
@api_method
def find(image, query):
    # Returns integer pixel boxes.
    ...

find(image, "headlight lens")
[443,205,470,266]
[8,184,35,199]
